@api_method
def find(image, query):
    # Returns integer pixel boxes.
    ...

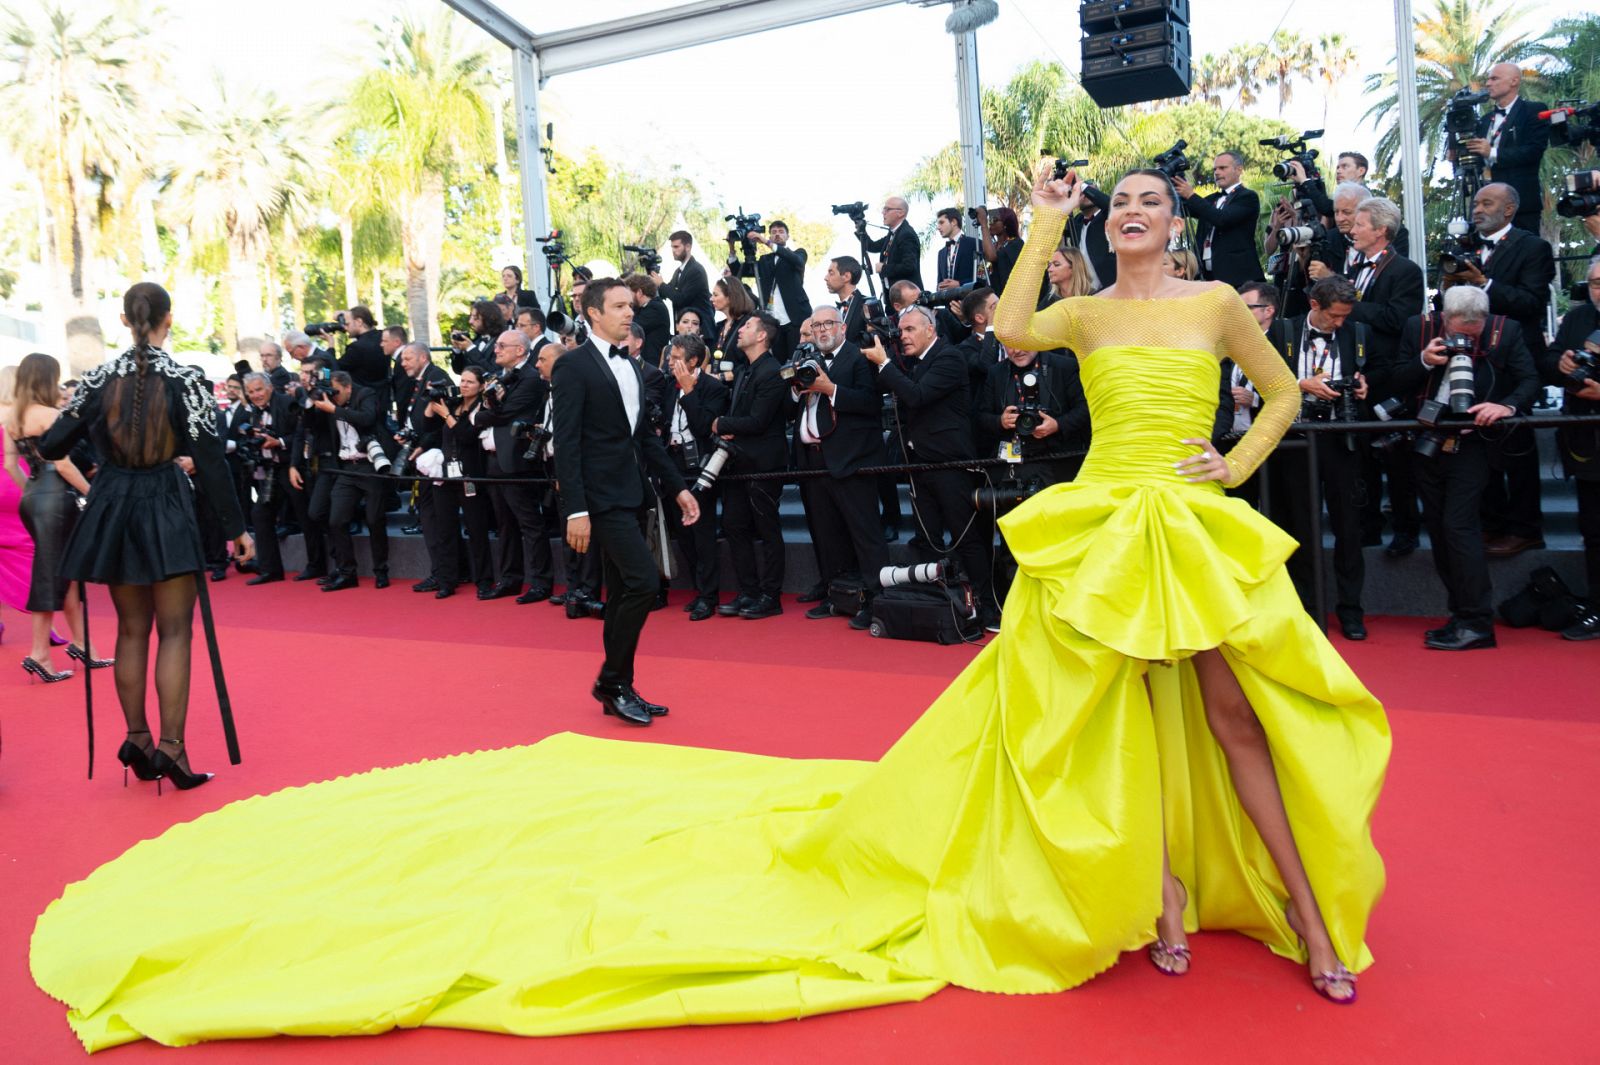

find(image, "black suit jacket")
[634,298,671,368]
[1343,249,1426,371]
[715,351,788,472]
[337,331,390,392]
[1475,98,1550,219]
[756,244,812,325]
[399,364,452,452]
[934,234,980,287]
[331,384,381,443]
[839,291,868,344]
[876,338,974,462]
[638,358,670,436]
[243,392,301,468]
[659,258,714,338]
[1389,313,1540,414]
[471,359,549,474]
[1074,186,1117,287]
[976,351,1089,463]
[866,222,923,289]
[551,340,685,518]
[1184,185,1265,288]
[443,398,490,478]
[793,341,887,477]
[668,372,729,461]
[1479,226,1555,358]
[1267,316,1372,392]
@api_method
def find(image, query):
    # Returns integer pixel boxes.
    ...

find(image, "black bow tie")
[606,345,627,359]
[1307,330,1334,344]
[945,239,957,247]
[1493,107,1507,116]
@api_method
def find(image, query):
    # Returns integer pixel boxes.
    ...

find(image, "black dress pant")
[488,481,553,590]
[1481,426,1543,541]
[1376,447,1422,539]
[443,482,494,588]
[588,506,658,690]
[797,444,888,594]
[1577,477,1600,599]
[327,459,389,577]
[415,480,457,585]
[907,466,989,602]
[669,483,720,602]
[287,468,328,576]
[1415,435,1494,628]
[1270,442,1366,623]
[722,472,785,598]
[249,466,292,577]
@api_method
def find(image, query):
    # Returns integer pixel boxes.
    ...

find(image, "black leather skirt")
[19,466,78,611]
[59,463,205,585]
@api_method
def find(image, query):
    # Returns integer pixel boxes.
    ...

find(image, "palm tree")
[1311,34,1360,127]
[1261,31,1316,116]
[345,10,494,344]
[1362,0,1541,182]
[1189,53,1231,108]
[165,79,311,353]
[0,1,157,371]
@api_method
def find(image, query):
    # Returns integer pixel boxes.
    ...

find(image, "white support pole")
[953,10,987,230]
[1393,0,1426,271]
[510,46,552,305]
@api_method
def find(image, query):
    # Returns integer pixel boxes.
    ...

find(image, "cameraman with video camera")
[286,356,334,582]
[469,329,555,604]
[1388,285,1539,650]
[1548,256,1600,640]
[663,333,727,620]
[1459,62,1549,233]
[1173,151,1265,289]
[450,300,505,376]
[314,370,390,592]
[863,305,994,628]
[236,372,298,585]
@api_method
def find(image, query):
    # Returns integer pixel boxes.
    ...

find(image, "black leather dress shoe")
[594,686,653,726]
[1425,626,1496,651]
[549,590,567,606]
[805,602,838,620]
[246,573,284,586]
[1424,622,1454,642]
[479,582,519,601]
[1339,617,1368,641]
[412,577,439,593]
[717,595,754,617]
[1385,534,1418,558]
[848,608,872,630]
[517,585,552,605]
[1561,605,1600,641]
[796,584,826,604]
[740,595,782,620]
[595,683,668,717]
[209,568,227,583]
[434,585,455,600]
[293,570,326,583]
[400,522,422,535]
[688,598,715,622]
[374,574,390,589]
[321,574,358,592]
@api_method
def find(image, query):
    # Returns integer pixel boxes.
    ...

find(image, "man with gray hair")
[282,329,333,369]
[864,195,923,289]
[238,371,298,584]
[258,340,292,392]
[1384,283,1539,650]
[393,343,457,595]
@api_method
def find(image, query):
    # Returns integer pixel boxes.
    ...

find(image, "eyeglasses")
[812,319,842,329]
[494,341,521,349]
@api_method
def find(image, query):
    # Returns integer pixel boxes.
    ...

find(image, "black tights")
[108,577,198,770]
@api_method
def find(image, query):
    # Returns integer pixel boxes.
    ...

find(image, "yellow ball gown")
[30,207,1389,1052]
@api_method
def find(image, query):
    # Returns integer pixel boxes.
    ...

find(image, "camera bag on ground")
[868,584,981,645]
[1497,566,1581,630]
[827,576,868,619]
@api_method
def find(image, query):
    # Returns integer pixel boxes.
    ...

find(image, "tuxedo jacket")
[839,291,868,344]
[866,221,923,289]
[399,364,452,453]
[1479,226,1555,357]
[634,298,672,368]
[934,234,980,287]
[443,398,490,479]
[659,258,714,336]
[471,360,549,475]
[337,330,390,392]
[1184,185,1265,287]
[551,339,685,519]
[1074,185,1117,287]
[714,351,788,473]
[791,341,887,478]
[876,338,974,462]
[330,385,382,445]
[1475,98,1550,218]
[1342,249,1426,369]
[217,403,250,460]
[639,358,670,435]
[755,244,813,324]
[1267,315,1371,384]
[1388,313,1540,414]
[251,393,303,467]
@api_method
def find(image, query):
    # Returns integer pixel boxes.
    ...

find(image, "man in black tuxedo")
[751,220,812,360]
[933,208,980,290]
[1173,152,1265,289]
[470,329,556,604]
[1548,258,1600,640]
[1461,62,1549,233]
[625,275,671,367]
[865,196,923,289]
[286,355,334,583]
[662,334,728,621]
[391,343,456,597]
[863,305,993,625]
[826,255,869,345]
[237,372,299,584]
[711,311,789,620]
[652,230,715,343]
[1389,285,1539,650]
[1440,182,1556,555]
[1261,277,1373,639]
[1072,184,1117,288]
[216,375,252,546]
[553,279,699,726]
[258,341,293,392]
[336,306,392,415]
[315,372,390,591]
[792,305,889,629]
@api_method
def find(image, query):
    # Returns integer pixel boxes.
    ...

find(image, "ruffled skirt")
[59,463,205,585]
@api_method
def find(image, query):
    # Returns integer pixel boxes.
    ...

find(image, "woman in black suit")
[710,277,754,384]
[500,265,540,310]
[39,283,252,790]
[428,366,495,596]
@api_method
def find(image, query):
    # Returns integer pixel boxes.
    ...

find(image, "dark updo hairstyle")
[471,299,507,339]
[125,281,172,356]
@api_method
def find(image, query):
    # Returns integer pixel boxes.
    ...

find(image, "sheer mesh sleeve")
[994,206,1077,353]
[1214,289,1297,487]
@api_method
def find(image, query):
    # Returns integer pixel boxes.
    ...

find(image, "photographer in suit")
[449,301,505,376]
[470,329,555,605]
[315,371,390,591]
[429,365,495,597]
[1262,277,1373,639]
[792,305,889,629]
[1549,257,1600,640]
[336,306,391,414]
[664,333,728,621]
[826,255,868,345]
[934,207,980,289]
[1390,285,1539,650]
[625,275,671,368]
[1173,151,1264,288]
[711,311,789,620]
[553,278,699,726]
[864,196,922,289]
[1460,62,1549,233]
[863,305,993,626]
[237,372,298,585]
[1070,182,1117,288]
[1440,182,1556,556]
[752,220,812,360]
[392,343,455,596]
[653,230,714,343]
[286,356,334,582]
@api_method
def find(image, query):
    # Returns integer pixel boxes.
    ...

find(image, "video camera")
[535,230,568,264]
[860,297,901,352]
[1260,129,1323,182]
[831,201,869,225]
[305,312,346,338]
[778,342,826,390]
[1445,87,1491,140]
[724,209,764,277]
[1052,157,1089,181]
[1541,100,1600,148]
[1556,170,1600,220]
[622,243,662,274]
[1151,139,1192,181]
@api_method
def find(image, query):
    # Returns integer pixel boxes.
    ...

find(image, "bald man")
[863,195,923,289]
[1461,61,1549,232]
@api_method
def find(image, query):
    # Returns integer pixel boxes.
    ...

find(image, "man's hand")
[802,367,835,396]
[289,467,304,490]
[175,456,195,474]
[670,357,696,392]
[1032,413,1060,439]
[426,399,449,418]
[1354,372,1369,402]
[1232,385,1254,409]
[1449,262,1488,287]
[313,397,336,413]
[1307,260,1332,281]
[262,435,283,450]
[1286,160,1308,184]
[1421,338,1450,367]
[649,270,664,285]
[1171,176,1195,199]
[566,514,591,553]
[1461,137,1491,157]
[936,278,960,290]
[1299,374,1341,400]
[675,490,700,526]
[1559,352,1600,400]
[408,447,422,462]
[1582,213,1600,242]
[863,336,889,366]
[233,532,256,565]
[999,405,1019,430]
[1468,401,1514,426]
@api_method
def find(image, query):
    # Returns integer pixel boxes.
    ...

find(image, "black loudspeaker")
[1079,0,1192,108]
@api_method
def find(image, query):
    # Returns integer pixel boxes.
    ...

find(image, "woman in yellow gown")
[30,168,1387,1052]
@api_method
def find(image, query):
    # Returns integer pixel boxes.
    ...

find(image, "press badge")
[446,460,463,479]
[1000,439,1023,464]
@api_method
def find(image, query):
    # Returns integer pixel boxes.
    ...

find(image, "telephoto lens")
[1445,353,1477,415]
[363,438,391,473]
[878,561,952,588]
[692,441,738,493]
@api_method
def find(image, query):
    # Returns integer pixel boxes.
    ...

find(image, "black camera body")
[1556,170,1600,219]
[779,342,826,390]
[1439,229,1483,275]
[622,243,663,273]
[1544,100,1600,148]
[305,312,347,338]
[509,418,553,463]
[1152,139,1191,181]
[916,283,975,309]
[536,229,567,264]
[973,475,1047,513]
[1012,368,1045,437]
[1052,157,1089,181]
[419,379,460,406]
[860,298,901,351]
[1445,87,1491,139]
[1566,331,1600,391]
[1261,130,1323,181]
[1301,373,1361,425]
[832,201,869,223]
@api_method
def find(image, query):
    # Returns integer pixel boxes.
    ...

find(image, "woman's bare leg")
[1190,649,1354,1000]
[28,610,53,664]
[1145,674,1189,973]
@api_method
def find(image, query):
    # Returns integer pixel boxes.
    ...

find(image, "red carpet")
[1,582,1595,1062]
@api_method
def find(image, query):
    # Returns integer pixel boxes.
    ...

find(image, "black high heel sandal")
[150,742,214,794]
[21,657,74,683]
[116,730,160,786]
[65,642,116,668]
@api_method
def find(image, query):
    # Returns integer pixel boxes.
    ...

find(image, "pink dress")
[0,457,36,612]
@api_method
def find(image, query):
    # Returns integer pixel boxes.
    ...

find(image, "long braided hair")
[110,282,176,466]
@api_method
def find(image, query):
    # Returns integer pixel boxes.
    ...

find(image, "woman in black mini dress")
[40,283,254,790]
